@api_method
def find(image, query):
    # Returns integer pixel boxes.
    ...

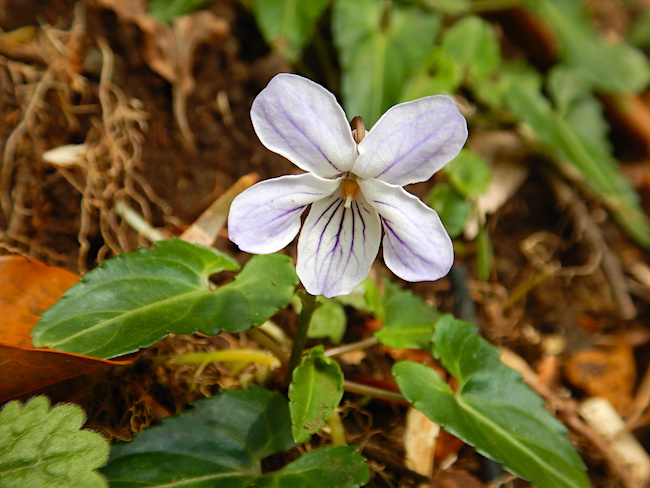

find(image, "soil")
[2,1,650,487]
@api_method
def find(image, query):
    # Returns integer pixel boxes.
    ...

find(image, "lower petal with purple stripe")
[297,193,381,297]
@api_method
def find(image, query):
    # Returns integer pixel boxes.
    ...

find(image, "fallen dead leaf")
[0,256,138,402]
[431,466,484,488]
[564,339,636,415]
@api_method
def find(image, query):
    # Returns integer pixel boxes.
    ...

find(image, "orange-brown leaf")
[564,340,636,415]
[0,256,137,402]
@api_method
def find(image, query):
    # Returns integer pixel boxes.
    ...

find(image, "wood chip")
[580,397,650,487]
[404,407,440,477]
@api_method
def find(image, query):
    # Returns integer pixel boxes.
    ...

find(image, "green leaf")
[102,387,295,486]
[102,387,369,487]
[441,16,501,82]
[526,0,650,92]
[289,346,344,443]
[374,280,438,350]
[229,253,299,325]
[307,298,347,344]
[546,66,591,117]
[628,9,650,48]
[393,316,590,488]
[503,66,650,248]
[250,0,330,62]
[333,279,375,314]
[401,48,462,100]
[148,0,211,25]
[256,446,369,487]
[333,0,440,125]
[363,278,383,318]
[0,396,109,488]
[32,240,298,358]
[443,149,491,198]
[476,217,494,281]
[428,183,471,239]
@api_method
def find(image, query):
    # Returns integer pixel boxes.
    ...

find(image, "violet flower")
[228,73,468,297]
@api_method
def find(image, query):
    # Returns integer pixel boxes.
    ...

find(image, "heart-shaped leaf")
[0,396,109,488]
[102,387,369,487]
[393,316,590,488]
[31,239,298,359]
[289,346,344,443]
[441,16,501,82]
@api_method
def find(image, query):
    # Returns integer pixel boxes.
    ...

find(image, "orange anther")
[342,178,360,208]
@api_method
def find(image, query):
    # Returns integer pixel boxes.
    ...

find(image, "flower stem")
[248,326,289,366]
[286,292,318,382]
[343,380,407,404]
[324,336,378,357]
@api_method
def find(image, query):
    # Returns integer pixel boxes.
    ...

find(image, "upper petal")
[359,179,453,282]
[297,192,381,298]
[353,95,468,186]
[228,173,340,254]
[251,73,358,178]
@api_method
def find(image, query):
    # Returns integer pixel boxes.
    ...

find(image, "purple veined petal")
[353,95,468,186]
[228,173,340,254]
[359,179,454,282]
[251,73,358,178]
[297,192,381,298]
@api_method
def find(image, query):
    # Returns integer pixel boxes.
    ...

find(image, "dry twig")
[544,170,637,320]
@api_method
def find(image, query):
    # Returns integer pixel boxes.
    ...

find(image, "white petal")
[297,192,381,298]
[354,95,468,186]
[251,73,358,178]
[359,179,453,282]
[228,173,340,254]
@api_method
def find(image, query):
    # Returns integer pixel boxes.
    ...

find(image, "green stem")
[343,380,407,404]
[286,292,318,382]
[324,336,378,357]
[327,409,347,446]
[166,349,281,369]
[248,327,289,366]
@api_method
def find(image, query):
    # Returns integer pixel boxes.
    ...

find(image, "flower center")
[342,178,360,208]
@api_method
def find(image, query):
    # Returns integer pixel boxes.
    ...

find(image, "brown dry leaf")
[564,339,636,415]
[95,0,229,151]
[434,429,466,463]
[0,256,137,402]
[602,93,650,154]
[431,466,484,488]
